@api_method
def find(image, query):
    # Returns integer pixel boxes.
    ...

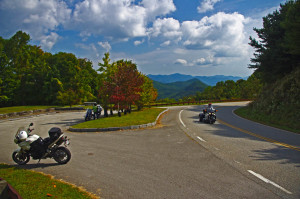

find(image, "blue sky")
[0,0,285,77]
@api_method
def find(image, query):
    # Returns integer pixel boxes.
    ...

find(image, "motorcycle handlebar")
[27,123,34,133]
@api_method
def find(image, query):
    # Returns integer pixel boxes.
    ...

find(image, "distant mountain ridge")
[148,73,247,86]
[152,78,208,100]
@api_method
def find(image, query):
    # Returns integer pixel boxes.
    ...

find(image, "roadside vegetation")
[0,163,99,199]
[73,108,165,129]
[235,0,300,133]
[0,35,157,111]
[0,106,56,114]
[235,105,299,134]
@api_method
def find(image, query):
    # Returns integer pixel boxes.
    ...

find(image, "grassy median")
[72,108,166,129]
[0,164,99,199]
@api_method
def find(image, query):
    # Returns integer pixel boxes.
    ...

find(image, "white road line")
[247,170,292,195]
[179,110,186,127]
[196,136,206,142]
[179,109,206,143]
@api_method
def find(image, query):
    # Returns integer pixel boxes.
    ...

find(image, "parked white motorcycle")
[12,123,71,165]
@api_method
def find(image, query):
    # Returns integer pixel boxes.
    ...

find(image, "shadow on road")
[40,118,84,126]
[250,146,300,167]
[186,106,300,167]
[15,162,61,169]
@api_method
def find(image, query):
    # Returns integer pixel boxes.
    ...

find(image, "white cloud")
[70,0,176,39]
[181,12,249,57]
[160,40,171,47]
[173,48,188,54]
[174,59,187,65]
[141,0,176,20]
[197,0,221,13]
[173,56,215,67]
[194,56,214,66]
[149,18,181,41]
[195,58,206,65]
[134,39,145,46]
[140,11,254,75]
[40,32,60,50]
[0,0,176,47]
[98,41,112,51]
[0,0,259,76]
[0,0,71,49]
[148,12,250,57]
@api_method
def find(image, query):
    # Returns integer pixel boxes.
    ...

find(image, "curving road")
[0,102,299,199]
[179,102,300,199]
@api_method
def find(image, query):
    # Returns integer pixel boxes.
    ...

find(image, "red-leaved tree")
[109,60,144,112]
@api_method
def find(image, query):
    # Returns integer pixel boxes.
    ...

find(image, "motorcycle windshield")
[15,127,27,137]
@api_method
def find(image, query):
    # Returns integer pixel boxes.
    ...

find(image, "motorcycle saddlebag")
[48,127,63,141]
[30,137,45,159]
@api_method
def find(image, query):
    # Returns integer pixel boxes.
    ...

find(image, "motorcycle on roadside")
[85,109,93,121]
[12,123,71,165]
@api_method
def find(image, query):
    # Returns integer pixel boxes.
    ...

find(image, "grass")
[0,106,57,114]
[0,163,99,199]
[72,108,166,129]
[234,106,300,134]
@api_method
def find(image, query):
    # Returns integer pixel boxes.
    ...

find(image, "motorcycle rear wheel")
[12,152,30,165]
[53,147,71,164]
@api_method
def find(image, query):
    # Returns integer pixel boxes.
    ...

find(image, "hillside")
[153,78,208,100]
[246,68,300,132]
[148,73,246,86]
[240,1,300,132]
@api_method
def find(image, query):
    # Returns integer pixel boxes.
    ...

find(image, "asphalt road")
[179,102,300,199]
[0,102,299,199]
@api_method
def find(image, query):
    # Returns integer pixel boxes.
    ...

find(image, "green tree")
[0,31,102,107]
[57,89,80,107]
[249,0,300,83]
[0,40,11,105]
[98,52,116,117]
[3,31,31,105]
[223,80,237,99]
[281,0,300,56]
[136,75,157,110]
[213,81,225,99]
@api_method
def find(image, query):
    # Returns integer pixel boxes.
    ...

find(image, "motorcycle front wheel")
[53,147,71,164]
[12,151,30,165]
[208,116,214,124]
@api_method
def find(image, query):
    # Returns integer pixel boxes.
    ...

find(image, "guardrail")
[54,107,85,111]
[150,99,251,107]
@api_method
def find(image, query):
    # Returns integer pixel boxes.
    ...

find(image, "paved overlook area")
[0,102,299,199]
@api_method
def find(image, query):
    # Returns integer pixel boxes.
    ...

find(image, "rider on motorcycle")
[203,103,215,114]
[206,103,215,113]
[205,103,215,119]
[200,103,216,122]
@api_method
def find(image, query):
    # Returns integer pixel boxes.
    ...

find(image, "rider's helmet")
[208,103,212,107]
[17,131,28,141]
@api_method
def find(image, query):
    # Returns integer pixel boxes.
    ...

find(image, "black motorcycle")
[12,123,71,165]
[199,110,217,124]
